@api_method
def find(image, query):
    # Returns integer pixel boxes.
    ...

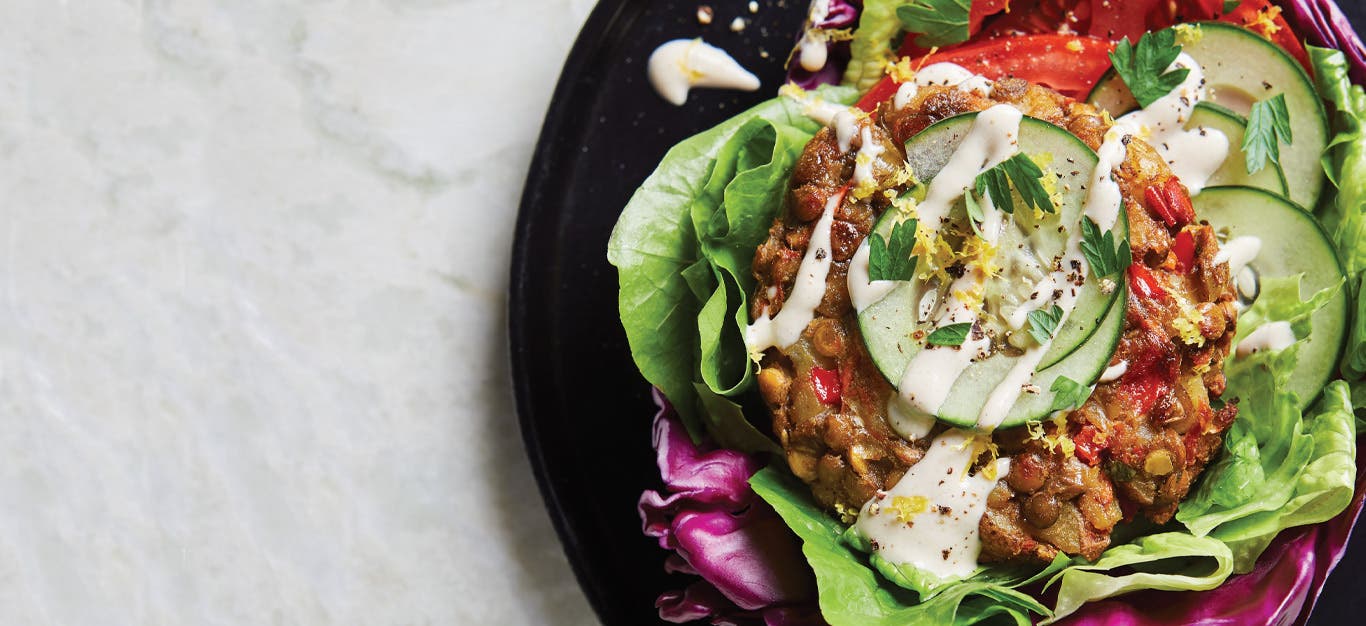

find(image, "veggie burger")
[610,1,1366,623]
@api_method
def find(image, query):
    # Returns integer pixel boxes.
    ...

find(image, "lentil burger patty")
[750,77,1238,563]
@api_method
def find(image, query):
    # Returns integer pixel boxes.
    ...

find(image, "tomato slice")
[856,34,1115,111]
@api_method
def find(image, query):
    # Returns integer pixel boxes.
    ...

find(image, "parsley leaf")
[1243,93,1293,190]
[868,218,918,281]
[1080,216,1130,278]
[926,322,973,347]
[895,0,971,48]
[1027,304,1063,345]
[974,154,1053,215]
[963,191,984,236]
[1110,29,1190,108]
[1049,375,1091,413]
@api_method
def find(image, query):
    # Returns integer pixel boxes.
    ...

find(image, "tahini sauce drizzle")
[647,39,760,106]
[1237,321,1296,357]
[896,104,1022,418]
[854,429,1010,580]
[746,192,844,351]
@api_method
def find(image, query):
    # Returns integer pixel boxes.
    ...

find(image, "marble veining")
[0,0,597,623]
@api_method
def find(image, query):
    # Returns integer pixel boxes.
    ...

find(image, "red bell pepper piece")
[810,367,842,406]
[1172,230,1196,273]
[1128,264,1167,301]
[1144,178,1195,228]
[1074,425,1104,465]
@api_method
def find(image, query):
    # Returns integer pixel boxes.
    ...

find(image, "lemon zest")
[889,495,929,524]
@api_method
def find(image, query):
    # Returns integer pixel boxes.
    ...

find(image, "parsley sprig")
[974,154,1054,215]
[1243,93,1293,191]
[926,322,973,347]
[896,0,971,48]
[1027,304,1064,345]
[868,218,918,281]
[1110,29,1190,108]
[1080,216,1131,279]
[1049,376,1091,413]
[963,191,984,236]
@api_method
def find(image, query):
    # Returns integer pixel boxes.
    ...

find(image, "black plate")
[509,2,1366,624]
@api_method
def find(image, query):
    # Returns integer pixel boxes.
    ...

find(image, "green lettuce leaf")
[1208,381,1356,570]
[1178,341,1313,536]
[1310,46,1366,378]
[843,0,903,91]
[750,467,1052,626]
[1175,272,1356,571]
[1042,533,1234,623]
[608,87,856,446]
[1232,274,1341,345]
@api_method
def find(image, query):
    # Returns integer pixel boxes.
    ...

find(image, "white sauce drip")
[1099,360,1129,383]
[892,62,994,110]
[854,429,1010,581]
[647,39,760,106]
[886,395,936,441]
[1213,235,1261,277]
[917,287,939,322]
[895,105,1022,419]
[746,192,842,351]
[852,127,886,188]
[833,109,860,152]
[848,241,897,312]
[798,31,828,73]
[1112,53,1227,195]
[1237,321,1297,357]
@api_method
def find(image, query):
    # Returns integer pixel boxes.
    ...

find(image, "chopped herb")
[1027,304,1063,345]
[1243,93,1293,190]
[895,0,971,48]
[974,154,1054,215]
[926,322,973,347]
[1109,29,1190,108]
[1049,375,1091,413]
[963,191,984,236]
[1222,0,1239,14]
[1080,216,1130,278]
[868,218,918,281]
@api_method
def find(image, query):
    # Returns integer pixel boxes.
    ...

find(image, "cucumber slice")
[936,283,1126,427]
[1193,186,1348,409]
[1187,103,1287,195]
[1086,23,1328,209]
[856,112,1126,429]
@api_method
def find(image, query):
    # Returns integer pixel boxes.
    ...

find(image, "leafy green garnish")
[869,218,918,281]
[1110,29,1190,108]
[1027,304,1064,345]
[963,191,984,236]
[974,154,1053,215]
[1049,375,1090,413]
[895,0,971,48]
[1080,216,1130,278]
[1243,93,1293,190]
[927,322,973,347]
[1222,0,1239,13]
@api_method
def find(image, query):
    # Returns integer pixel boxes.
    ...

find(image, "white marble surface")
[0,0,599,623]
